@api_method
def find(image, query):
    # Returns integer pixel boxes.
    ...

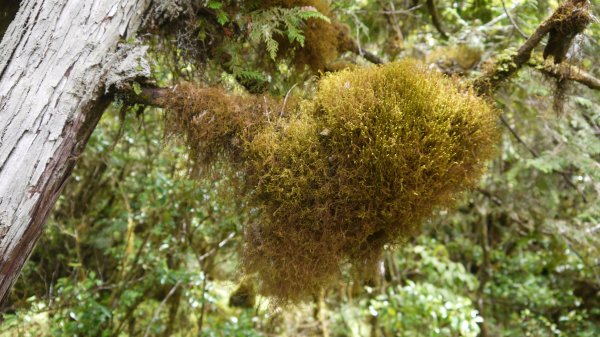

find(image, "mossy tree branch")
[534,60,600,91]
[119,84,170,106]
[122,0,598,107]
[125,60,600,110]
[473,0,593,95]
[473,19,553,94]
[136,61,498,303]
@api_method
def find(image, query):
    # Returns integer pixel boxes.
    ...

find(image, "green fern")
[249,6,330,60]
[207,0,229,25]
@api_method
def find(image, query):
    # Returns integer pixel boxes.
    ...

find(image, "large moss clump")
[163,60,499,303]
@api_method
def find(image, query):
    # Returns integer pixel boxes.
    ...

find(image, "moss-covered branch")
[473,0,593,94]
[534,61,600,91]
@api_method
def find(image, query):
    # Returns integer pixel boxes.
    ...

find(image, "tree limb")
[500,0,527,38]
[535,61,600,91]
[473,0,593,95]
[123,1,599,109]
[426,0,448,40]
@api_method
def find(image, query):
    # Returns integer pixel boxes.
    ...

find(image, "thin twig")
[479,0,524,30]
[280,83,298,117]
[500,0,528,38]
[343,11,384,65]
[386,1,404,42]
[196,231,235,262]
[143,280,183,337]
[476,215,491,337]
[499,115,539,157]
[197,274,208,334]
[500,115,588,203]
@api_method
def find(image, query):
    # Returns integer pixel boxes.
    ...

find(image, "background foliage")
[1,0,599,336]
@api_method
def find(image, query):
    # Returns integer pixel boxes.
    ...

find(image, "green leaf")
[207,0,223,10]
[132,82,142,95]
[216,10,229,25]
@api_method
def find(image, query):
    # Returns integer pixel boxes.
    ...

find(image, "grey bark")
[0,0,151,303]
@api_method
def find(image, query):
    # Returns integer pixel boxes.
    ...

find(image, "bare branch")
[143,280,183,337]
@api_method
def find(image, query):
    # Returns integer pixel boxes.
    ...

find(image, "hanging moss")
[161,83,287,173]
[163,60,499,304]
[242,60,498,303]
[543,0,592,64]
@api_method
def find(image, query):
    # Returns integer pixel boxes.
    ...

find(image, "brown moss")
[160,83,286,173]
[552,78,570,116]
[548,0,591,35]
[163,60,499,304]
[242,60,498,303]
[544,0,592,64]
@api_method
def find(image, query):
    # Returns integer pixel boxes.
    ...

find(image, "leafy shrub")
[370,282,482,337]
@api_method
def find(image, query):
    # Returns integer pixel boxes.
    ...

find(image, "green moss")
[163,60,499,304]
[242,60,498,303]
[428,45,483,72]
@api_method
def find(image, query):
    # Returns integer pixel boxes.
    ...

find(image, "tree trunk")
[0,0,151,304]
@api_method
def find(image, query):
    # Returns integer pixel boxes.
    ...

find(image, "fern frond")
[249,6,330,59]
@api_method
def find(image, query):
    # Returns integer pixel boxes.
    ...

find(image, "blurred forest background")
[1,0,599,336]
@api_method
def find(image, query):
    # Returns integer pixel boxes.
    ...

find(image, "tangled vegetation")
[146,0,357,87]
[162,59,498,302]
[261,0,355,71]
[4,1,599,336]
